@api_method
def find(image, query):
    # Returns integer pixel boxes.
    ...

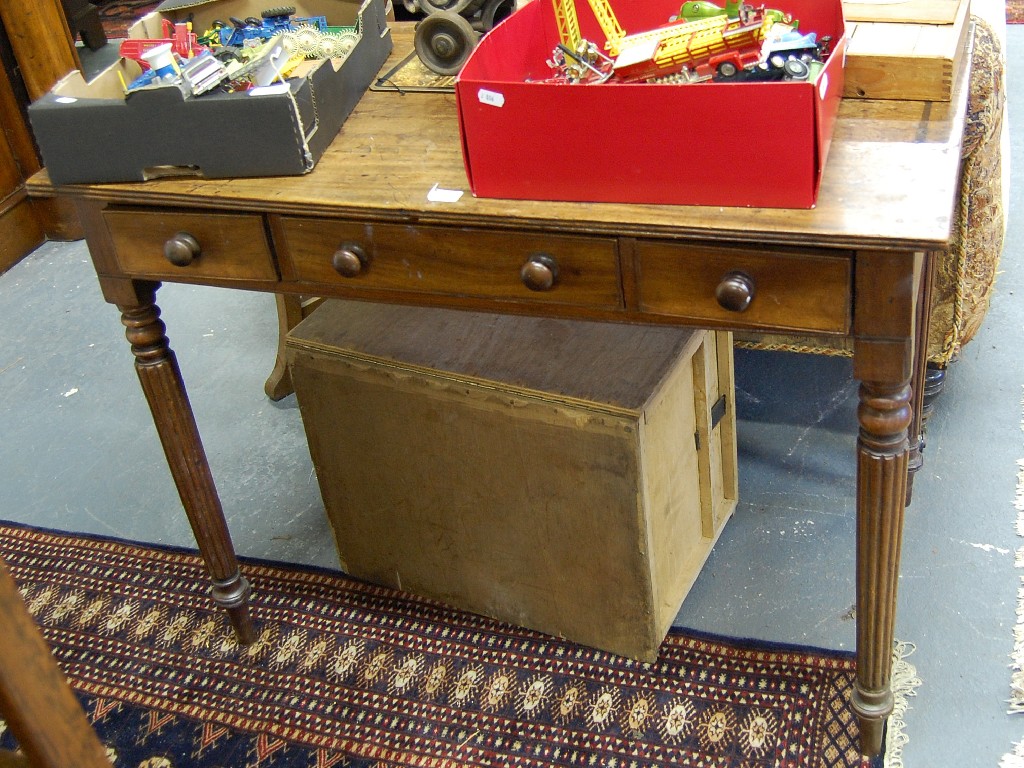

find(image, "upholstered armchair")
[735,16,1007,411]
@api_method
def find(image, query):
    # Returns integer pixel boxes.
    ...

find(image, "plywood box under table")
[285,300,738,662]
[842,0,970,100]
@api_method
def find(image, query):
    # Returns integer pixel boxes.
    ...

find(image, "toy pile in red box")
[455,0,846,208]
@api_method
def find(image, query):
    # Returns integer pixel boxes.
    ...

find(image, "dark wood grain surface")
[28,24,969,253]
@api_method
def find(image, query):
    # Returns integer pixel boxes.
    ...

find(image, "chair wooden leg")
[265,295,324,401]
[63,0,107,51]
[921,362,946,425]
[0,559,111,768]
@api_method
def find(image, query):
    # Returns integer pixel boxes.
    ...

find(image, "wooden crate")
[285,301,738,661]
[842,0,970,101]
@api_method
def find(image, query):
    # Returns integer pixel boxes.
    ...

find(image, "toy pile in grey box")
[29,0,392,184]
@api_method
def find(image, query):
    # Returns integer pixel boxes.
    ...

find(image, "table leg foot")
[212,572,255,644]
[851,686,892,758]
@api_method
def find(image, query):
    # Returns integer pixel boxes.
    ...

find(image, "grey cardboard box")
[28,0,391,184]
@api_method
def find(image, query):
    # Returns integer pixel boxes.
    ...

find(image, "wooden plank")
[842,0,961,25]
[0,193,43,275]
[0,0,79,101]
[843,0,970,100]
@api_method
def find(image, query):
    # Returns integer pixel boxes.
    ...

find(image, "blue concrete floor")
[2,28,1023,767]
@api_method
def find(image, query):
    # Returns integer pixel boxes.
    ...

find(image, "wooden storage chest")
[842,0,971,101]
[285,300,738,661]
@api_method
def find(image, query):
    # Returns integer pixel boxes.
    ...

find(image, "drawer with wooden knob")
[274,217,623,310]
[634,242,852,334]
[103,209,278,284]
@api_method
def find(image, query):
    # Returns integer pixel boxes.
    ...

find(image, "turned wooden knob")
[715,271,756,312]
[331,242,370,277]
[520,253,559,291]
[163,232,201,267]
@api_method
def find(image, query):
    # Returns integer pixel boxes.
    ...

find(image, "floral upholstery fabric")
[737,17,1006,366]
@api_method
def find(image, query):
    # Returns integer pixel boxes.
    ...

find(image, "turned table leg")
[849,249,927,756]
[851,380,911,755]
[119,285,255,645]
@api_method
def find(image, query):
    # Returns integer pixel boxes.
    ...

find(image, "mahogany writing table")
[27,27,970,757]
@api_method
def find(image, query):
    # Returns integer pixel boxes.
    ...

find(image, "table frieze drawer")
[103,210,278,283]
[276,217,623,309]
[635,242,852,334]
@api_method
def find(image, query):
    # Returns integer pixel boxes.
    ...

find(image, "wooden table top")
[28,23,971,253]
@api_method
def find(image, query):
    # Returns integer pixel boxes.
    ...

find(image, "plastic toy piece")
[317,30,360,58]
[263,5,298,18]
[549,41,613,82]
[180,51,230,94]
[549,0,615,81]
[199,8,355,62]
[710,52,807,81]
[216,9,327,47]
[125,43,185,93]
[140,42,178,78]
[627,10,775,82]
[119,19,208,68]
[763,28,818,58]
[676,1,751,21]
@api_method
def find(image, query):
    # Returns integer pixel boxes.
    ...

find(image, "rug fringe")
[1017,454,1024,533]
[883,640,921,768]
[1007,387,1024,718]
[1012,575,1024,714]
[1001,742,1024,768]
[1001,389,1024,768]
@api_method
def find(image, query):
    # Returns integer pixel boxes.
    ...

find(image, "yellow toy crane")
[552,0,732,58]
[551,0,624,52]
[552,0,582,49]
[584,0,625,50]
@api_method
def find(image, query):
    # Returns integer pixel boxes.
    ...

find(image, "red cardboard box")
[455,0,846,208]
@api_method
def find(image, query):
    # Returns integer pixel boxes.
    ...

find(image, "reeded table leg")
[119,285,255,645]
[851,380,911,755]
[849,249,927,757]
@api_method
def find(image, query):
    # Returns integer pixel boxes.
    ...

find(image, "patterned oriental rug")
[1009,0,1024,23]
[96,0,161,38]
[0,522,883,768]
